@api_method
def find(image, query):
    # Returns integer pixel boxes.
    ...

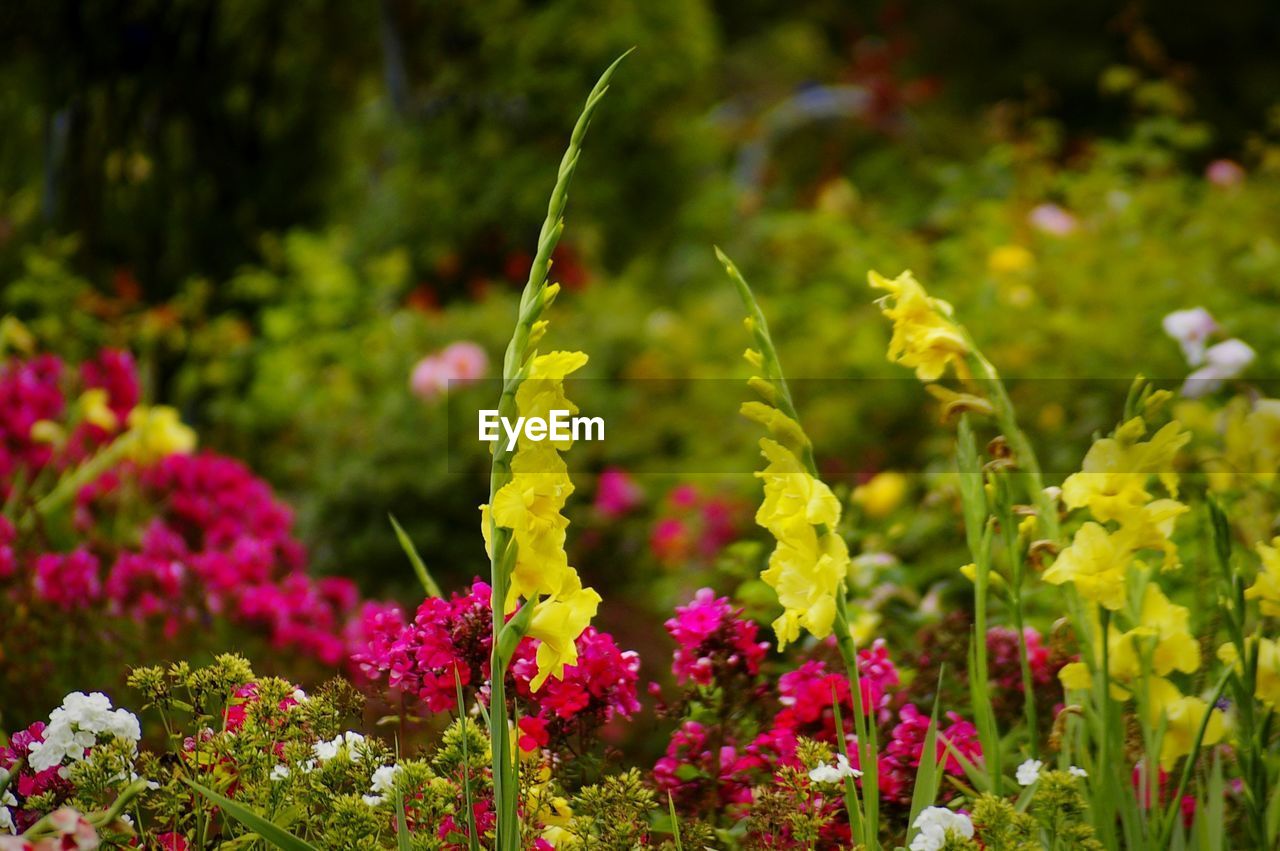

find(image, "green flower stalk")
[483,53,628,851]
[719,249,882,847]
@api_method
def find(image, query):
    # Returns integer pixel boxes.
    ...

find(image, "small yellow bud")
[30,419,63,444]
[743,348,764,368]
[527,320,550,347]
[743,316,756,334]
[747,376,777,404]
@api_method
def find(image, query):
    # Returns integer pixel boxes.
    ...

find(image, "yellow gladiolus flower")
[755,438,841,537]
[852,471,907,519]
[1246,538,1280,617]
[1042,522,1133,610]
[869,269,970,382]
[1145,677,1225,770]
[1058,661,1093,691]
[514,351,589,448]
[126,406,196,462]
[526,577,602,691]
[1219,638,1280,707]
[761,524,848,649]
[1109,584,1200,680]
[1060,421,1188,524]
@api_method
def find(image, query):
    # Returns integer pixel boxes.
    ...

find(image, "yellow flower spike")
[868,269,971,382]
[1246,538,1280,617]
[1060,420,1189,523]
[526,577,602,691]
[126,406,197,462]
[78,389,119,431]
[1042,522,1132,610]
[1145,677,1225,770]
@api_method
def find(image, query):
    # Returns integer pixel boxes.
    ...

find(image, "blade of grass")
[906,698,944,846]
[668,792,685,851]
[829,683,865,843]
[455,671,481,851]
[183,779,319,851]
[394,788,413,851]
[389,513,441,598]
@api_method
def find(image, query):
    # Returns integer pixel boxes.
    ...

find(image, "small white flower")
[1069,765,1088,778]
[910,807,974,851]
[1183,339,1256,397]
[808,753,861,784]
[1016,758,1044,786]
[1163,308,1219,367]
[291,689,309,703]
[370,764,403,795]
[0,805,14,835]
[120,813,134,828]
[313,731,366,763]
[270,765,291,781]
[362,794,384,807]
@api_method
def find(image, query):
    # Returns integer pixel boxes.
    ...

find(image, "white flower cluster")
[312,730,367,763]
[1016,758,1088,786]
[910,806,974,851]
[27,692,142,773]
[362,764,404,806]
[807,753,861,784]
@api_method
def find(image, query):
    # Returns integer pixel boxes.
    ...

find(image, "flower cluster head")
[594,467,642,518]
[869,269,971,382]
[358,578,639,735]
[910,806,974,851]
[410,341,489,400]
[482,350,602,691]
[665,588,768,687]
[880,703,982,806]
[26,692,141,773]
[355,579,492,713]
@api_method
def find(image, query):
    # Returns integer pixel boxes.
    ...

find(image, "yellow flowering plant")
[477,53,627,850]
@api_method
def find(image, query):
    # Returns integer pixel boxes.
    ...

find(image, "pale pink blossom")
[1205,159,1245,187]
[1028,203,1078,236]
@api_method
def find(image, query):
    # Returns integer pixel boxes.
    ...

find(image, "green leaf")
[394,789,413,851]
[183,779,319,851]
[389,513,441,598]
[906,700,944,844]
[668,792,684,851]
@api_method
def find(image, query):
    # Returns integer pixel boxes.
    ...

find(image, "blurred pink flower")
[1205,159,1245,187]
[1028,203,1078,236]
[410,341,489,400]
[595,467,642,517]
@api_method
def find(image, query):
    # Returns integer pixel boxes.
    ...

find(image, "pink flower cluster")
[356,579,641,743]
[353,580,490,713]
[1,349,398,670]
[878,703,982,805]
[0,723,73,835]
[665,588,768,687]
[649,484,743,566]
